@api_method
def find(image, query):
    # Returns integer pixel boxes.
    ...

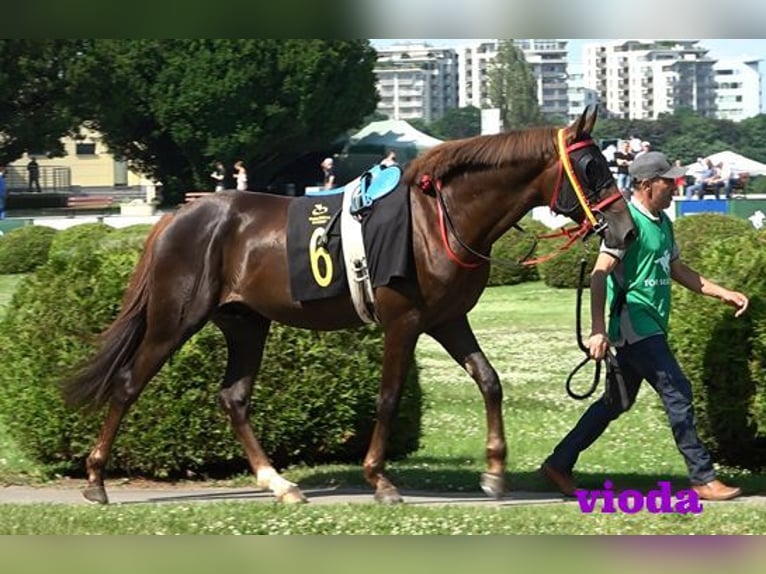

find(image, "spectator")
[635,141,651,159]
[27,158,41,193]
[719,161,741,199]
[210,161,225,192]
[233,160,248,191]
[321,157,336,189]
[0,166,6,219]
[673,159,686,197]
[685,159,723,199]
[613,141,634,199]
[381,150,398,167]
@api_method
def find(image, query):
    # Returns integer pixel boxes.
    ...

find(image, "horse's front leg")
[363,322,420,504]
[428,315,507,499]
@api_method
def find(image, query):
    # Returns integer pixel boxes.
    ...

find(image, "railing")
[5,166,71,192]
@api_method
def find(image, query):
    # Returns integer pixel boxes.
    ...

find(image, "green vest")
[607,203,675,342]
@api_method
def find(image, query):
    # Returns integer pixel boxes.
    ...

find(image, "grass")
[1,277,764,533]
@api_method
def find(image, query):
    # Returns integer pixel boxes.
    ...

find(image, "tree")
[429,106,481,140]
[0,40,82,166]
[487,41,542,130]
[66,40,379,200]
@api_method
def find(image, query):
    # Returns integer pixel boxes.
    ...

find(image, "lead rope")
[565,257,603,400]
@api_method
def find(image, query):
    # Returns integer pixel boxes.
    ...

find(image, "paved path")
[0,484,570,506]
[2,484,765,506]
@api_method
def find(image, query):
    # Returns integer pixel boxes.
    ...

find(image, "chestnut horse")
[63,107,635,504]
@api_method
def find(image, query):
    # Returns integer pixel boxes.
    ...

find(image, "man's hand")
[720,289,749,318]
[587,332,610,361]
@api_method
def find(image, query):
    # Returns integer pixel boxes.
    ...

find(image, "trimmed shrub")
[486,216,548,286]
[0,224,58,273]
[538,233,600,289]
[673,213,753,265]
[670,219,766,469]
[0,223,421,477]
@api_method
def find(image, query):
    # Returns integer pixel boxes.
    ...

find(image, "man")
[27,158,41,192]
[540,151,749,502]
[321,157,336,189]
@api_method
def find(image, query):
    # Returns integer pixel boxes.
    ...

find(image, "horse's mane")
[403,125,558,185]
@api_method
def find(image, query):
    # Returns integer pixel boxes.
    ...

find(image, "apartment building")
[457,39,569,120]
[583,40,717,120]
[714,58,762,121]
[373,43,458,123]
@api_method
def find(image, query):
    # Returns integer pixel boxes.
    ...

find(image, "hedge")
[486,216,548,286]
[670,215,766,469]
[0,224,58,274]
[0,223,422,477]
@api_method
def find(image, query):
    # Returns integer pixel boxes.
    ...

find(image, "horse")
[62,106,636,505]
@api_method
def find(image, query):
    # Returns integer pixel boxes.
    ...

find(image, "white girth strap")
[340,180,378,324]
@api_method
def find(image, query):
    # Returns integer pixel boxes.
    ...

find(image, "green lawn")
[1,277,764,534]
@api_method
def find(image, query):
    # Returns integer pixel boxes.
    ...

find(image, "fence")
[4,166,71,192]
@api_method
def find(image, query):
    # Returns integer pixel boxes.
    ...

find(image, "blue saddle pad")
[351,164,402,215]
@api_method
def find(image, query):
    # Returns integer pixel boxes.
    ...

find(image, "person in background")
[613,140,634,200]
[233,160,248,191]
[210,161,225,192]
[673,159,686,197]
[540,151,748,503]
[381,150,398,167]
[634,141,651,159]
[321,157,336,189]
[27,158,41,193]
[0,166,7,219]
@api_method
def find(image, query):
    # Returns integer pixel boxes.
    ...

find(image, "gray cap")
[629,151,686,180]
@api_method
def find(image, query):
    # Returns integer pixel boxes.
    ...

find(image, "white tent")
[686,151,766,177]
[346,119,444,152]
[336,120,444,182]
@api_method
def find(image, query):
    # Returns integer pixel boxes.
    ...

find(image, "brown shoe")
[540,462,576,496]
[692,479,742,501]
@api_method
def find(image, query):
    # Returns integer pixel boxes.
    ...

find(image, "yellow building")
[5,128,146,193]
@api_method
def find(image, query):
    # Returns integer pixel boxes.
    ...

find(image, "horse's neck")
[445,169,541,249]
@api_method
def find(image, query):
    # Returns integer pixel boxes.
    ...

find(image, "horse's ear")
[569,105,598,141]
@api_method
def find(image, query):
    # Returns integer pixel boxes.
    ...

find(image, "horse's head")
[550,106,636,249]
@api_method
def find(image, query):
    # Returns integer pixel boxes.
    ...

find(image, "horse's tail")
[61,213,176,412]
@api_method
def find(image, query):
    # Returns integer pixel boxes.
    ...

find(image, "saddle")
[306,163,402,211]
[304,163,404,324]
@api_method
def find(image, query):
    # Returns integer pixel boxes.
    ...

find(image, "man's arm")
[587,252,620,360]
[670,259,749,317]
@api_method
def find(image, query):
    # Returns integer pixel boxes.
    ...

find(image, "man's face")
[646,177,676,211]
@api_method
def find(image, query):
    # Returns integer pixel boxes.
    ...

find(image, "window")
[76,142,96,155]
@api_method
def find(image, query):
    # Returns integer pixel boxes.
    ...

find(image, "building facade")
[583,40,717,120]
[373,43,459,123]
[6,127,146,193]
[713,58,762,121]
[457,39,569,120]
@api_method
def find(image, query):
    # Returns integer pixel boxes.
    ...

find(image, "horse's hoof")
[480,472,505,500]
[374,486,403,504]
[277,486,308,504]
[83,484,109,505]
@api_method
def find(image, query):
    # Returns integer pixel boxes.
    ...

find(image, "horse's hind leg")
[213,307,306,503]
[84,334,180,504]
[428,315,507,499]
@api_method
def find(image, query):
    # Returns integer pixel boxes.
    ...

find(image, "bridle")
[418,128,623,269]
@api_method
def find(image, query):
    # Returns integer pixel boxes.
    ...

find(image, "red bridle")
[418,129,623,269]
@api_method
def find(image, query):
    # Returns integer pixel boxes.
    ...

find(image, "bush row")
[0,223,422,477]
